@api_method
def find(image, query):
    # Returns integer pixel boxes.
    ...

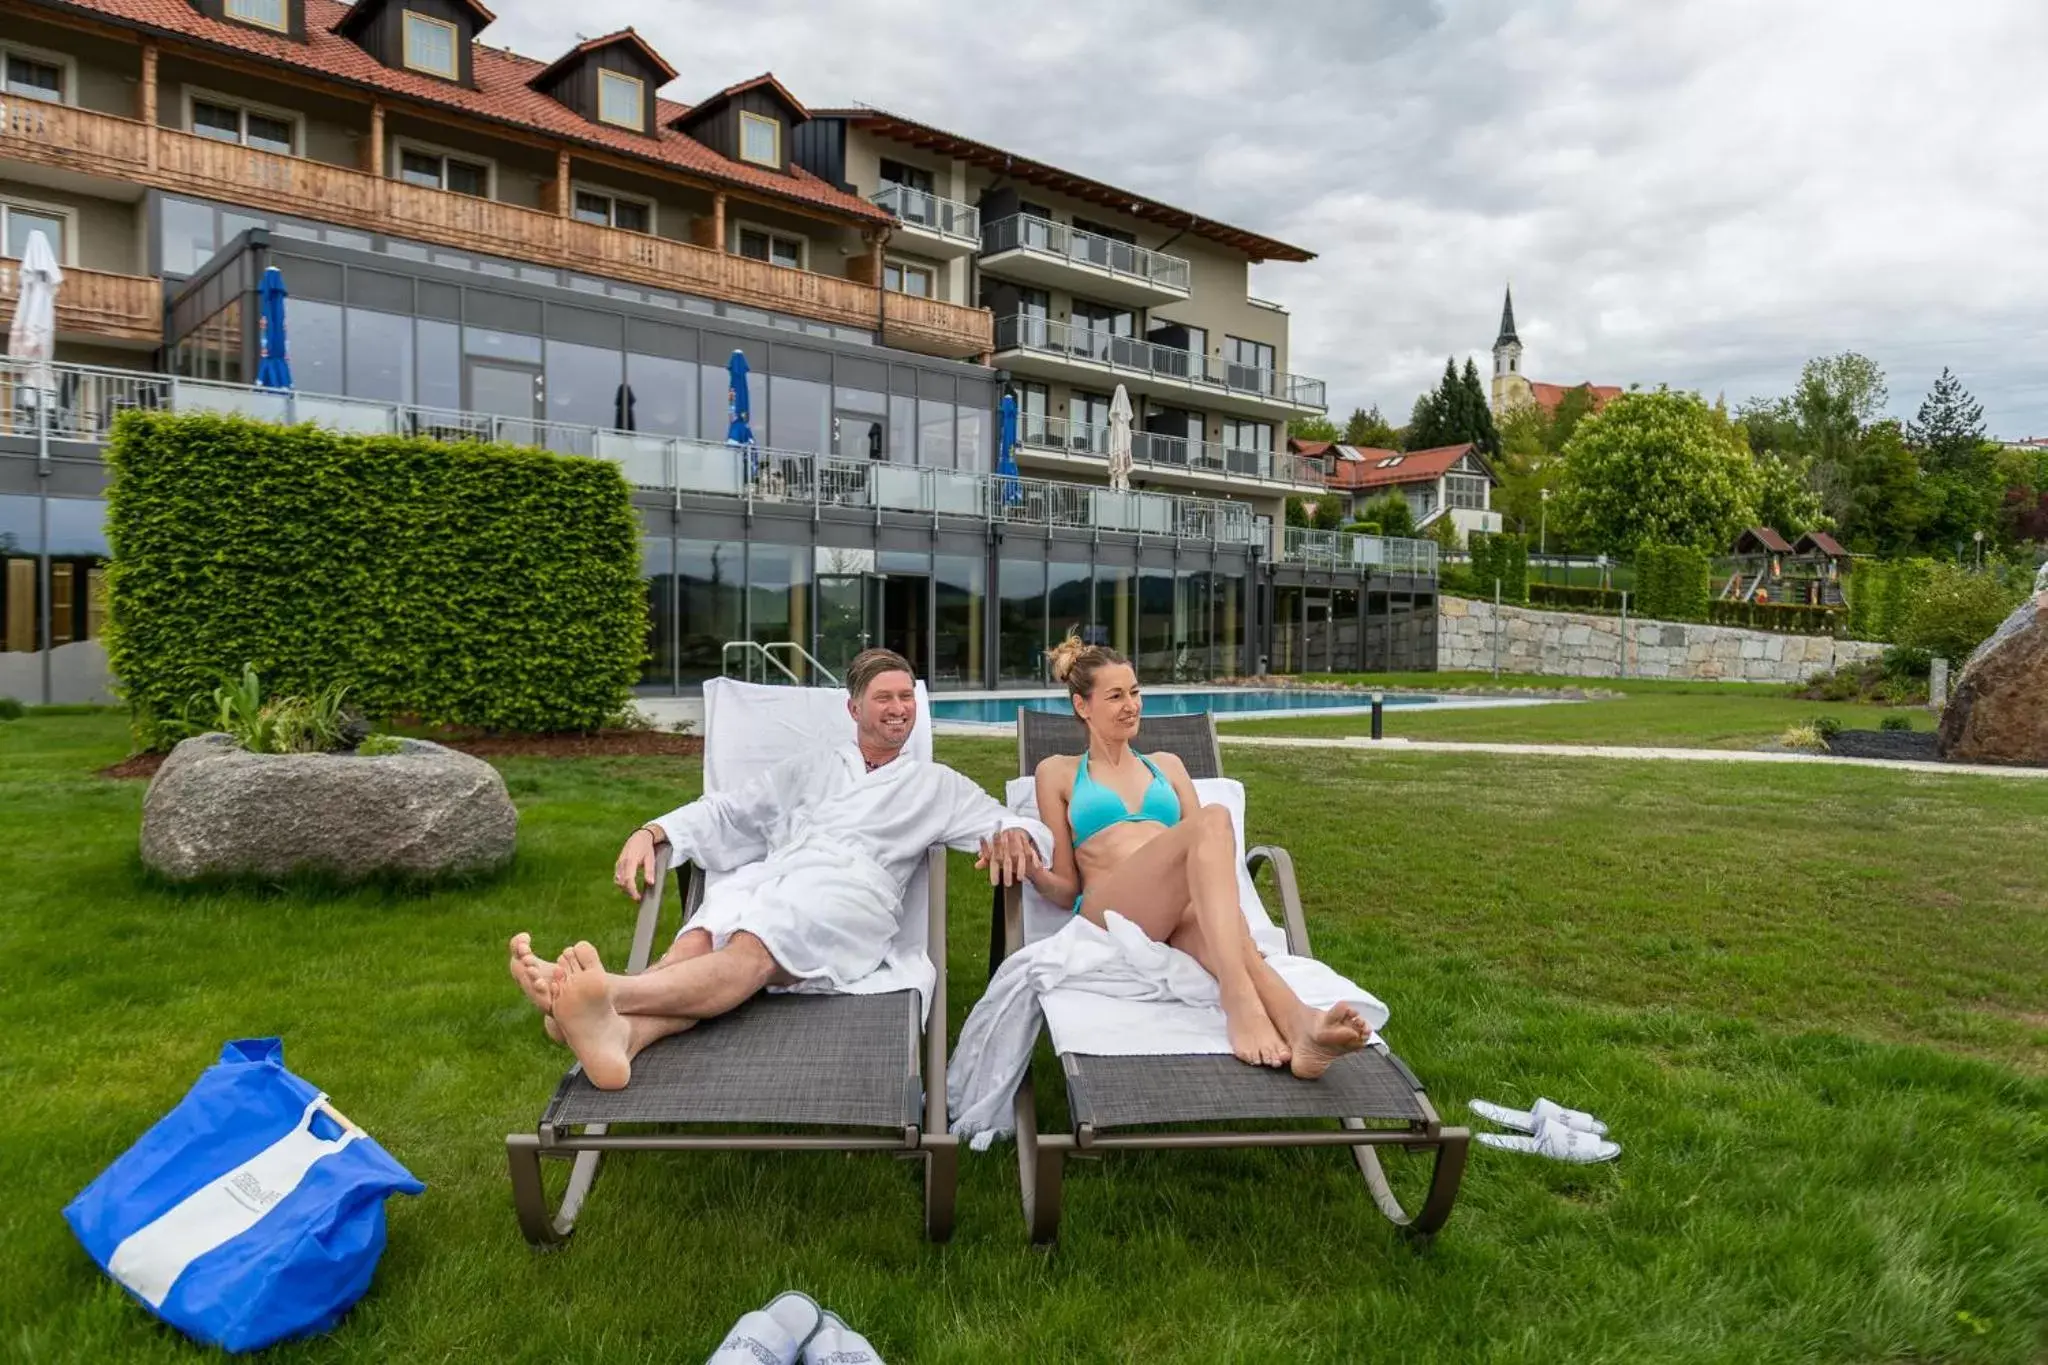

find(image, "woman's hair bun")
[1045,632,1086,682]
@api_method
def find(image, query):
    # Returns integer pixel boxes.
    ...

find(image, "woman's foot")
[549,942,634,1090]
[1289,1003,1369,1080]
[508,933,566,1043]
[1226,1000,1292,1068]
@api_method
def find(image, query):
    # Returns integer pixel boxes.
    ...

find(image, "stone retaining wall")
[1438,597,1886,682]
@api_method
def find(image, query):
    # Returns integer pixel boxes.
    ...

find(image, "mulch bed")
[1825,729,2047,769]
[99,729,704,780]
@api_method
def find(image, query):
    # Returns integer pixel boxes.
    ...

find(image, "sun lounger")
[990,708,1468,1245]
[506,679,959,1245]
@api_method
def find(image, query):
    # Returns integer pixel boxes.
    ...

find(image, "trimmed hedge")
[1707,600,1846,636]
[1467,532,1529,604]
[1845,558,1933,643]
[1634,544,1711,623]
[1529,582,1626,614]
[106,412,645,750]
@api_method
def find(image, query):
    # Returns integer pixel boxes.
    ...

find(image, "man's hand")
[614,827,663,900]
[975,827,1041,887]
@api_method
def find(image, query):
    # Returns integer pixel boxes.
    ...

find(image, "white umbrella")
[7,230,63,398]
[1106,383,1134,492]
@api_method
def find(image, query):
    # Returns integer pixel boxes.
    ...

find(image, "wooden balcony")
[0,261,161,345]
[1,100,992,359]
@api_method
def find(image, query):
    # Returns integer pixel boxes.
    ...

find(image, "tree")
[1284,495,1311,528]
[1839,420,1926,557]
[1342,404,1399,449]
[1792,352,1888,523]
[1753,449,1826,537]
[1907,367,1987,475]
[1313,496,1344,531]
[1554,388,1761,555]
[1288,414,1339,443]
[1404,357,1500,455]
[1460,357,1502,458]
[1893,562,2028,663]
[1355,492,1415,539]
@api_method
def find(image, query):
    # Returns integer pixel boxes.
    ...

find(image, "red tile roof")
[694,72,811,123]
[1796,531,1848,558]
[37,0,889,225]
[1322,443,1490,492]
[1290,439,1334,458]
[1527,381,1623,416]
[1735,527,1795,554]
[530,28,677,86]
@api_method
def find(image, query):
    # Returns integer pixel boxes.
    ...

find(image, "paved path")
[1217,734,2048,781]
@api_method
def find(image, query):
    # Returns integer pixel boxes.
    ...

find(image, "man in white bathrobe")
[508,649,1051,1091]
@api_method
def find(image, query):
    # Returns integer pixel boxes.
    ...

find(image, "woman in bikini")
[1023,634,1369,1077]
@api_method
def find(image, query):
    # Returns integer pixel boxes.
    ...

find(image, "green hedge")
[106,412,645,750]
[1529,582,1626,614]
[1634,544,1711,623]
[1706,600,1845,636]
[1845,558,1933,643]
[1467,532,1529,604]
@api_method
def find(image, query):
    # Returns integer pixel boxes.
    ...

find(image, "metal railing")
[981,213,1192,295]
[1015,413,1325,487]
[1282,525,1440,576]
[992,314,1327,410]
[722,640,841,686]
[873,184,980,242]
[0,358,1266,548]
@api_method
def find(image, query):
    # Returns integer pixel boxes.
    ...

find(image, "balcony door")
[816,572,884,681]
[467,359,542,446]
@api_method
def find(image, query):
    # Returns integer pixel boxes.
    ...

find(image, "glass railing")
[981,213,1192,294]
[873,184,980,242]
[1282,525,1440,576]
[0,358,1266,548]
[1015,413,1325,486]
[992,314,1327,410]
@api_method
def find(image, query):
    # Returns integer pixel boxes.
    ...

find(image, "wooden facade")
[531,37,671,139]
[0,262,161,344]
[673,85,802,176]
[336,0,487,87]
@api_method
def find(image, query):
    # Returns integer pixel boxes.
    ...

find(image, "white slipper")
[1475,1116,1620,1164]
[708,1291,823,1365]
[803,1311,885,1365]
[1469,1096,1609,1137]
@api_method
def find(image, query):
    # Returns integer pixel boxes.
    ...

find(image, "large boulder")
[1937,578,2048,765]
[142,734,517,882]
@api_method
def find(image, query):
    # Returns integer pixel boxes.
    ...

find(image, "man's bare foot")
[549,941,634,1090]
[1289,1003,1369,1080]
[1227,1002,1292,1068]
[508,933,566,1044]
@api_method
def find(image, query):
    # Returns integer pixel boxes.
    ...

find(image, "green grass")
[1296,670,1806,695]
[4,713,2045,1363]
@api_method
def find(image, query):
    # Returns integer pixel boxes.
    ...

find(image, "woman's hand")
[975,827,1042,886]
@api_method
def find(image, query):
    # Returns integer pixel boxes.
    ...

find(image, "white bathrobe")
[651,746,1051,1004]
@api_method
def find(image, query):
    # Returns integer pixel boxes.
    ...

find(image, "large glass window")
[285,297,342,395]
[1447,473,1489,510]
[0,495,40,656]
[677,538,742,685]
[597,70,645,131]
[3,50,66,102]
[44,499,109,654]
[747,542,810,675]
[933,555,984,690]
[701,364,743,443]
[627,353,696,438]
[191,98,296,155]
[416,319,460,411]
[641,536,673,689]
[769,376,829,455]
[918,399,954,469]
[1046,558,1091,654]
[889,395,916,463]
[345,309,413,403]
[1137,569,1175,680]
[1094,563,1134,656]
[2,202,66,262]
[1214,574,1243,677]
[1016,383,1050,444]
[160,198,217,277]
[956,403,989,474]
[1180,571,1213,682]
[545,339,623,430]
[403,12,460,79]
[997,556,1046,686]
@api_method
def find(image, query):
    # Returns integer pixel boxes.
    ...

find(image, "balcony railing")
[981,213,1192,295]
[0,100,992,359]
[0,358,1264,547]
[993,314,1328,410]
[873,184,980,242]
[1282,525,1440,577]
[0,262,160,343]
[1016,413,1325,487]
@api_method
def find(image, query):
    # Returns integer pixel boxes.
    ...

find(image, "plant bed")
[1825,727,2048,768]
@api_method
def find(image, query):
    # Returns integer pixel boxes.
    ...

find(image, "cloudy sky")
[490,0,2048,437]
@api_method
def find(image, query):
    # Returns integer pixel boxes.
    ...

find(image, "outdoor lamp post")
[1539,487,1551,558]
[1974,529,1984,569]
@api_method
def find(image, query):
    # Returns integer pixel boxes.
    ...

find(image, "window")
[1225,335,1275,372]
[883,259,934,298]
[224,0,288,31]
[397,145,491,198]
[189,94,297,155]
[738,111,780,167]
[3,47,68,103]
[1222,419,1272,453]
[734,225,802,269]
[597,69,644,131]
[1447,473,1490,511]
[403,12,461,80]
[573,188,652,233]
[1071,392,1112,453]
[2,201,69,263]
[879,159,934,195]
[1015,382,1050,443]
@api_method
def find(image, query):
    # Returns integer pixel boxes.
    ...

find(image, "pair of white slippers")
[708,1291,883,1365]
[1469,1097,1621,1164]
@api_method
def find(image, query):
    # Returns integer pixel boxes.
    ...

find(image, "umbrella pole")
[37,390,51,705]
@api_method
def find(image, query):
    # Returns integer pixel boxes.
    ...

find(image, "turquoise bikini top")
[1070,750,1181,848]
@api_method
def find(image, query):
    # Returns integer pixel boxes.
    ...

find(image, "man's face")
[850,670,918,753]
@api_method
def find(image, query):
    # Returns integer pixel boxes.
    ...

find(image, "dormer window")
[225,0,288,31]
[403,12,460,80]
[739,111,779,167]
[597,70,644,131]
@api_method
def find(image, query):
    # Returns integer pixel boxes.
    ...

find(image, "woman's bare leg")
[1236,925,1370,1079]
[1077,805,1289,1066]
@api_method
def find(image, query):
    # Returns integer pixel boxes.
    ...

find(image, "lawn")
[1235,672,1933,749]
[3,712,2045,1363]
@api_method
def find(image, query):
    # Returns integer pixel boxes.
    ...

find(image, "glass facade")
[1272,584,1436,675]
[0,497,112,704]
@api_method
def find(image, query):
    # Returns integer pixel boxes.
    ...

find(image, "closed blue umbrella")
[996,391,1022,506]
[725,348,755,479]
[255,266,292,391]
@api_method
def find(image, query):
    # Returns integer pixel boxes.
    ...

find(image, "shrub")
[1468,532,1529,604]
[1846,559,1934,642]
[1893,563,2028,665]
[1356,493,1416,539]
[206,663,354,755]
[1634,544,1711,623]
[0,696,22,721]
[1342,521,1383,539]
[1814,715,1844,741]
[1529,583,1625,614]
[1780,722,1825,752]
[1706,601,1845,636]
[1880,715,1914,732]
[105,412,644,751]
[356,733,405,757]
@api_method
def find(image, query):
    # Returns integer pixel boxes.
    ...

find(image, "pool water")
[929,689,1439,724]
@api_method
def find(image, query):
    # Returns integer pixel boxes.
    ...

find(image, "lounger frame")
[508,844,959,1246]
[994,709,1468,1245]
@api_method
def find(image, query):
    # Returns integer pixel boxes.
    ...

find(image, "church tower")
[1491,285,1529,415]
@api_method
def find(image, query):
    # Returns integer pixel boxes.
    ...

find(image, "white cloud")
[492,0,2048,435]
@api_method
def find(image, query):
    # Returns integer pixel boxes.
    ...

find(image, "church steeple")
[1495,285,1520,347]
[1492,284,1523,384]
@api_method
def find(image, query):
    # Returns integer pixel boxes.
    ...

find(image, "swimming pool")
[929,689,1442,724]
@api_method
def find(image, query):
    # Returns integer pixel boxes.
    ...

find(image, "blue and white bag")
[64,1038,424,1353]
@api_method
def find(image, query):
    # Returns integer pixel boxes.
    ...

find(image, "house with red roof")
[1294,439,1503,545]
